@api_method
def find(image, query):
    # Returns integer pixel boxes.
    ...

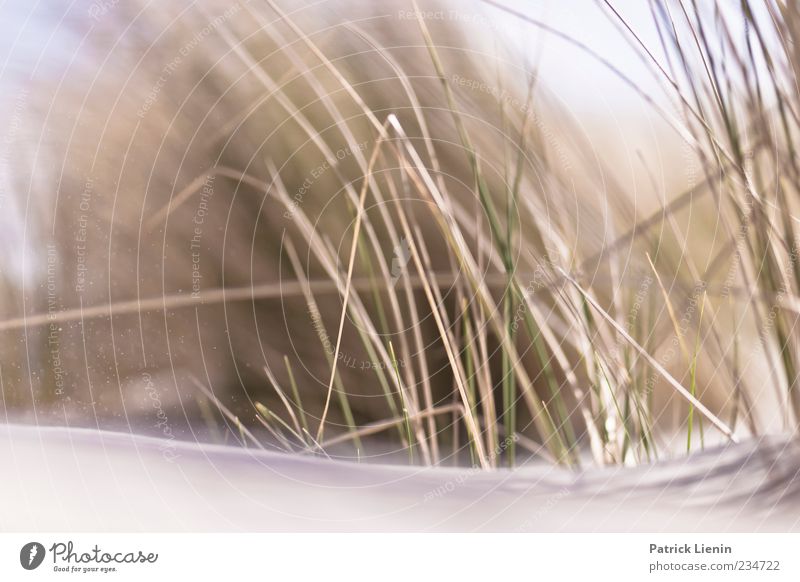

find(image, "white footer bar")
[1,534,797,581]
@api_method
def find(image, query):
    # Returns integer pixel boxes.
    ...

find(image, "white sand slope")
[0,424,797,532]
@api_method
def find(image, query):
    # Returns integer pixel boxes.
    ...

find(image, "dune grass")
[143,0,800,468]
[12,0,800,470]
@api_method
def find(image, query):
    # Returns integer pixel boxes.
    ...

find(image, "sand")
[1,424,797,532]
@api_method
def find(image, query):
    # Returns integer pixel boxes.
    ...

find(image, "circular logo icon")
[20,542,46,570]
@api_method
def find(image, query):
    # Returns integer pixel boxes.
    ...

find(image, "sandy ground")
[0,424,797,532]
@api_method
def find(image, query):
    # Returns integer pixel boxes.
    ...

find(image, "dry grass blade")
[317,129,388,443]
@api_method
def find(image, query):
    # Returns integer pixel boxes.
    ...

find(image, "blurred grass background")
[0,0,797,469]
